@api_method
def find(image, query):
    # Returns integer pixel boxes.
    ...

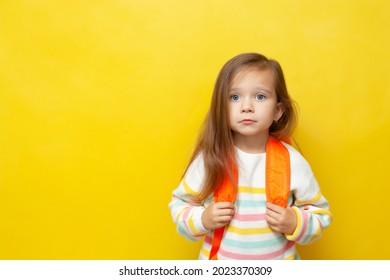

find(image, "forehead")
[230,67,275,90]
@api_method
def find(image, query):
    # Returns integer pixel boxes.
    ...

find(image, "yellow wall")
[1,0,389,259]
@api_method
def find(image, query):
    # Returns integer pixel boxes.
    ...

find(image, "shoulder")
[183,153,205,193]
[281,142,323,199]
[281,141,313,177]
[186,153,205,176]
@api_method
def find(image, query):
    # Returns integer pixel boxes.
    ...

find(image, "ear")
[274,103,284,122]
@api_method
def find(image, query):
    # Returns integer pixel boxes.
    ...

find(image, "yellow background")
[1,0,389,260]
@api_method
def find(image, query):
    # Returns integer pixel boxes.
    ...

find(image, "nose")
[240,98,254,113]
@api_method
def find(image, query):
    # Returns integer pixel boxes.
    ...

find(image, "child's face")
[228,68,282,142]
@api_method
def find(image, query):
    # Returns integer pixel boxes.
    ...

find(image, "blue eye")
[256,94,266,101]
[230,94,240,101]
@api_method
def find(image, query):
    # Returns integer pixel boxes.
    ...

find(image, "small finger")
[217,215,233,224]
[265,209,279,220]
[219,208,235,217]
[216,202,235,209]
[266,202,283,213]
[266,215,279,226]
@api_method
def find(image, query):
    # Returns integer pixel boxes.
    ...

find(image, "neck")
[233,133,269,154]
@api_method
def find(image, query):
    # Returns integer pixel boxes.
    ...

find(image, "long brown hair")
[185,53,297,203]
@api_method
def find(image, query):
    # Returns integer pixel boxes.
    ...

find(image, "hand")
[266,203,297,235]
[201,202,235,230]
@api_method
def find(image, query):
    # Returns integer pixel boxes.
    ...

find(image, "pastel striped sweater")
[169,142,332,260]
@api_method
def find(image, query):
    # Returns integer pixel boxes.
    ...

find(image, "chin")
[238,131,264,137]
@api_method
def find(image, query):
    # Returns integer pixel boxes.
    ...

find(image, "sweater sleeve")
[168,155,210,241]
[282,144,332,245]
[285,173,332,245]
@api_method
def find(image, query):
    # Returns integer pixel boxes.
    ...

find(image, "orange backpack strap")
[208,136,290,260]
[265,136,290,208]
[209,164,237,260]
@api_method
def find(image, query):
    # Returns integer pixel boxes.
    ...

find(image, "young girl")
[169,53,332,260]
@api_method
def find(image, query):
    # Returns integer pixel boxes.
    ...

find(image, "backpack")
[209,136,290,260]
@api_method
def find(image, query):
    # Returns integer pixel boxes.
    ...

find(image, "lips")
[240,119,256,124]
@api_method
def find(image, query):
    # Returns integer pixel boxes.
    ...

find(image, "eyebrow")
[230,87,273,94]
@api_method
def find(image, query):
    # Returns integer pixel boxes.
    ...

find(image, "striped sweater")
[169,142,332,260]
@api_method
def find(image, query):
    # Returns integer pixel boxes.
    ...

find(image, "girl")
[169,53,332,260]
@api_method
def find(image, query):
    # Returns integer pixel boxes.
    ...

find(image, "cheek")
[227,106,238,127]
[227,104,234,118]
[227,111,234,126]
